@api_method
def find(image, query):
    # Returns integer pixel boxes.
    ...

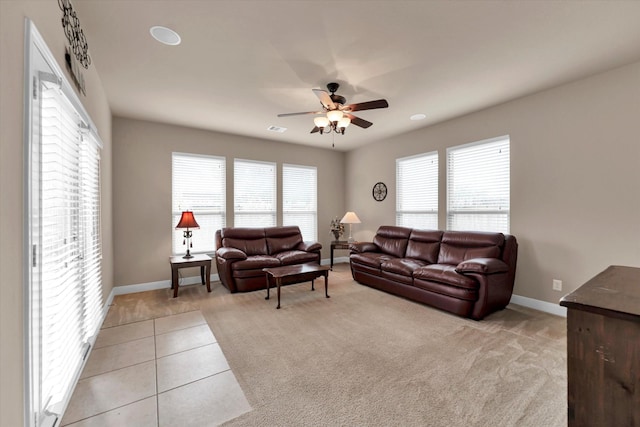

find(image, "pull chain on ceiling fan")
[277,82,389,136]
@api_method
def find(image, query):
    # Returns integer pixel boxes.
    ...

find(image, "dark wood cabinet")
[560,265,640,427]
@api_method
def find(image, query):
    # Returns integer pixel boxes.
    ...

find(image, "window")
[172,153,226,254]
[283,164,317,240]
[27,21,103,427]
[396,152,438,229]
[234,159,276,227]
[447,136,510,233]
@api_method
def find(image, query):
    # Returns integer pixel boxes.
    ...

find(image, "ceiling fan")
[277,82,389,135]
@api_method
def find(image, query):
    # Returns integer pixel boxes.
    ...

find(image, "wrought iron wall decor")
[59,0,91,69]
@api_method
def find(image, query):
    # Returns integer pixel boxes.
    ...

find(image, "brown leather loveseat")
[349,226,518,320]
[215,226,322,293]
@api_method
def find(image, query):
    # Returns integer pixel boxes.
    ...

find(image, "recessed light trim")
[150,26,181,46]
[410,113,426,121]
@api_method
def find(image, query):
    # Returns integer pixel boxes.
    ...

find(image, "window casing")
[172,153,226,254]
[283,164,317,240]
[234,159,276,227]
[396,152,439,229]
[446,136,510,233]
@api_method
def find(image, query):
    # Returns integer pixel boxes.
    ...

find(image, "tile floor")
[61,310,251,427]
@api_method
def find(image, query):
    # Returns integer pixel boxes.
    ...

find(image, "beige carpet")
[106,264,567,426]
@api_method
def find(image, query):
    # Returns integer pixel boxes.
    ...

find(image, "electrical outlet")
[553,279,563,291]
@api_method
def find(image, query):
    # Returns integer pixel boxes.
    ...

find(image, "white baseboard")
[113,274,220,296]
[509,294,567,317]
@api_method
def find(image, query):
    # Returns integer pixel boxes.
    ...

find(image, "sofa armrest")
[216,247,247,260]
[349,242,378,253]
[297,241,322,252]
[456,258,508,275]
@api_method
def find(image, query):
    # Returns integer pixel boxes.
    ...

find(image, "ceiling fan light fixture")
[277,82,389,140]
[327,109,344,122]
[338,117,351,128]
[314,116,330,128]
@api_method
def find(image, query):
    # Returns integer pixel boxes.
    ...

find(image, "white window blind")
[283,164,317,240]
[32,76,103,425]
[396,151,438,229]
[172,153,226,254]
[234,159,276,227]
[447,136,510,233]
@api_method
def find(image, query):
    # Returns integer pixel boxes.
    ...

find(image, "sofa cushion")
[437,231,504,266]
[381,270,414,286]
[267,234,303,254]
[406,230,443,264]
[265,226,303,254]
[221,227,268,256]
[350,252,395,269]
[275,250,318,265]
[413,264,478,289]
[413,276,479,301]
[381,258,428,277]
[372,226,412,258]
[231,255,281,271]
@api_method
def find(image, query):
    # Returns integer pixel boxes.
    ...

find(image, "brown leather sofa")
[215,226,322,293]
[349,226,518,320]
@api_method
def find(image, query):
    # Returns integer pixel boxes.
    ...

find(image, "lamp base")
[182,248,194,259]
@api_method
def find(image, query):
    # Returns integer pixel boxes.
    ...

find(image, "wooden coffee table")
[263,263,330,309]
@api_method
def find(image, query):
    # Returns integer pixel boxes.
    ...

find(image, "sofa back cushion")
[266,226,303,254]
[220,227,268,256]
[438,231,504,265]
[373,226,412,258]
[406,230,443,264]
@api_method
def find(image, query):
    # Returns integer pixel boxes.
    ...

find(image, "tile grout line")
[154,321,209,338]
[156,341,219,360]
[62,396,157,426]
[154,317,160,427]
[156,368,233,396]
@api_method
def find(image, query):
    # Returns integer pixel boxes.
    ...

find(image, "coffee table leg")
[277,278,282,309]
[325,272,330,299]
[265,273,270,300]
[311,279,315,291]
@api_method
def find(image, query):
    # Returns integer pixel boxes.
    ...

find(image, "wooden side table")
[169,254,212,298]
[330,241,351,270]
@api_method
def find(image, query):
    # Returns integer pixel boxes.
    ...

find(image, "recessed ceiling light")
[410,113,426,121]
[150,26,181,46]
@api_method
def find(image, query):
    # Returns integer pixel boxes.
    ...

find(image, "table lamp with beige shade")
[340,211,361,243]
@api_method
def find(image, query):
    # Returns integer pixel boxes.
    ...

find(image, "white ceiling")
[74,1,640,151]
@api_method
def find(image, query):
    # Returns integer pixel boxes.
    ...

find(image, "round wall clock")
[372,182,387,201]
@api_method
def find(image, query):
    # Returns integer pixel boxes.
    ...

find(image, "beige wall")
[0,2,113,425]
[346,60,640,304]
[112,117,345,286]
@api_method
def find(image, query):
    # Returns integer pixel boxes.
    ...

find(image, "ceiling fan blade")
[277,111,323,117]
[312,89,336,110]
[310,126,321,134]
[346,114,373,129]
[345,99,389,112]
